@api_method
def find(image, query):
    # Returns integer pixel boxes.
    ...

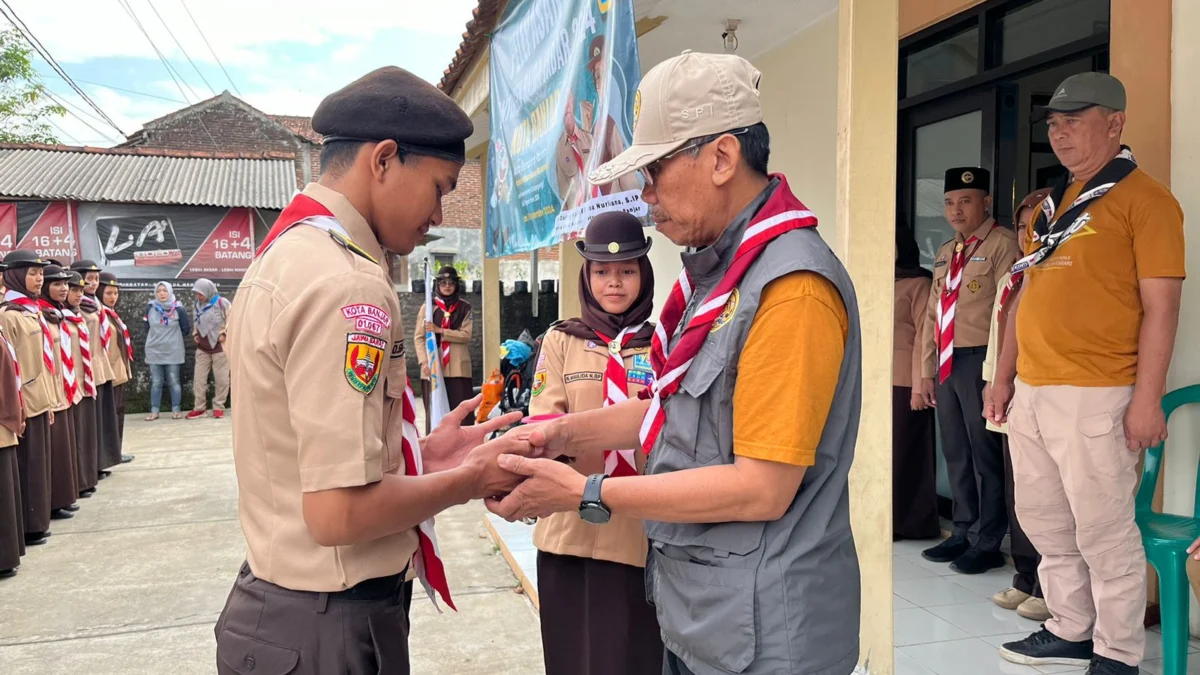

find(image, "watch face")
[579,503,611,524]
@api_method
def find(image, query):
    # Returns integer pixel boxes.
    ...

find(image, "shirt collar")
[301,183,386,266]
[957,217,996,243]
[681,177,780,280]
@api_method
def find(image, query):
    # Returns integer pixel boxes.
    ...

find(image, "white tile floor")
[892,538,1200,675]
[483,522,1200,674]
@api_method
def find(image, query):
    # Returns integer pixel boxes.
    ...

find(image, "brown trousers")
[49,407,78,511]
[74,397,99,493]
[0,445,24,570]
[16,413,51,535]
[215,563,410,675]
[538,551,664,675]
[194,350,230,412]
[1009,381,1146,666]
[1003,435,1042,598]
[893,386,940,540]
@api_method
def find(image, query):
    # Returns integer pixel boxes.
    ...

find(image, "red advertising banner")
[11,202,80,262]
[179,208,255,278]
[0,204,15,259]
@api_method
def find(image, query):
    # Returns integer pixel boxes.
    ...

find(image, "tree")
[0,28,65,144]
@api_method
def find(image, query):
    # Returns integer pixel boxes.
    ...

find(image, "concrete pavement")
[0,414,544,674]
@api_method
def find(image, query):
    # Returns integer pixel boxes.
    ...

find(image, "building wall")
[900,0,985,37]
[443,160,484,229]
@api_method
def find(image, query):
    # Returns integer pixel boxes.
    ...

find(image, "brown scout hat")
[97,271,121,288]
[575,211,652,263]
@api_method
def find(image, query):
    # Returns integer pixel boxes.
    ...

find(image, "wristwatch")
[578,474,611,524]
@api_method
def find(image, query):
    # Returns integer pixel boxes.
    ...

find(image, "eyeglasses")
[437,279,457,286]
[640,128,749,186]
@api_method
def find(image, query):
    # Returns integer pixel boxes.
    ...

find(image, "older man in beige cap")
[487,51,863,675]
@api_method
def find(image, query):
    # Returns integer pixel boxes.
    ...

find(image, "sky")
[3,0,480,146]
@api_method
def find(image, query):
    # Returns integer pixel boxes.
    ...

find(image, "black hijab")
[431,266,470,330]
[2,267,36,301]
[556,256,656,347]
[895,220,931,280]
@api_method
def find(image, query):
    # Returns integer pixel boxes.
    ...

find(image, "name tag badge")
[970,256,987,262]
[934,260,947,268]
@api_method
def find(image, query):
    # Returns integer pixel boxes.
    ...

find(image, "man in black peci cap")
[215,66,529,675]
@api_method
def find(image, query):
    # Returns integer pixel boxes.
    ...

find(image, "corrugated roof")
[0,145,295,210]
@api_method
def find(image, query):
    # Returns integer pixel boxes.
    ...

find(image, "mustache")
[651,209,670,222]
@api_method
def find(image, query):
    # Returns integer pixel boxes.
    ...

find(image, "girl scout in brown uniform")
[413,265,474,430]
[2,251,56,545]
[64,271,99,499]
[71,261,118,480]
[531,212,663,675]
[39,264,79,520]
[98,272,132,465]
[0,264,26,576]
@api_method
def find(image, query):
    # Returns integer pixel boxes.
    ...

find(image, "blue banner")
[486,0,646,258]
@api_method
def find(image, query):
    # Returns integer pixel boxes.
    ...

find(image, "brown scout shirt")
[84,308,114,386]
[921,218,1020,379]
[0,325,20,448]
[227,183,417,593]
[893,275,932,389]
[412,303,474,379]
[1,307,57,418]
[103,312,130,387]
[531,328,652,568]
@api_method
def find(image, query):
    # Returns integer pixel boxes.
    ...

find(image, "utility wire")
[179,0,241,95]
[0,0,126,135]
[114,0,198,103]
[40,89,123,144]
[143,0,215,96]
[40,72,187,104]
[48,119,84,145]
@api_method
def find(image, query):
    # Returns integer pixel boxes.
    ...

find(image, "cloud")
[332,43,368,64]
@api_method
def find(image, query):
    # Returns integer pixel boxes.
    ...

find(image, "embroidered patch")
[532,371,547,397]
[535,349,547,369]
[565,372,603,384]
[391,341,405,359]
[710,288,740,333]
[967,279,982,293]
[344,333,386,394]
[340,304,392,336]
[586,340,598,350]
[627,369,653,386]
[632,354,652,371]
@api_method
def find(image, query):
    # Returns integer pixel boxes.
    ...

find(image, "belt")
[953,346,988,355]
[239,562,409,602]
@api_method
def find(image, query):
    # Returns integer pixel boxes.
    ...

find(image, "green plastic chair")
[1136,384,1200,675]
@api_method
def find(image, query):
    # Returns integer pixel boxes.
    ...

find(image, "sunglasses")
[640,128,749,186]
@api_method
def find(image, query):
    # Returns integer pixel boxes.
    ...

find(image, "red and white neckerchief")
[1,328,22,411]
[260,192,455,611]
[94,297,112,354]
[104,307,133,362]
[934,225,994,384]
[433,297,458,369]
[4,290,55,376]
[639,175,818,453]
[997,198,1055,323]
[596,324,646,477]
[64,309,94,397]
[43,302,77,402]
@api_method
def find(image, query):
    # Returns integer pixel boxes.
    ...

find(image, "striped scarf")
[934,227,993,384]
[104,307,133,362]
[434,297,457,369]
[596,325,644,477]
[63,309,93,397]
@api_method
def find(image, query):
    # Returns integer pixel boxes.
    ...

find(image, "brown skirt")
[16,413,52,535]
[893,386,941,540]
[97,382,122,470]
[49,407,79,511]
[538,551,663,675]
[74,397,99,492]
[419,377,476,434]
[0,444,24,570]
[115,383,126,444]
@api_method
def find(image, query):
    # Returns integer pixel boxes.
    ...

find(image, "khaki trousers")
[194,350,230,412]
[1008,380,1146,666]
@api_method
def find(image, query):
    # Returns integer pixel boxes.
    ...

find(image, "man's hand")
[18,420,25,437]
[1124,396,1167,452]
[919,378,937,408]
[424,322,442,335]
[462,435,536,500]
[524,417,579,460]
[48,410,54,426]
[911,391,927,411]
[986,380,1014,425]
[422,395,523,474]
[485,455,587,522]
[420,364,430,380]
[1188,536,1200,561]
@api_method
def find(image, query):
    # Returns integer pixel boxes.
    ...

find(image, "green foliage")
[453,259,472,282]
[0,29,65,144]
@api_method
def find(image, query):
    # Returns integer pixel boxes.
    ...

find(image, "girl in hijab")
[189,279,231,419]
[64,271,99,500]
[892,221,939,541]
[39,264,79,522]
[414,266,474,432]
[71,261,120,480]
[530,212,662,675]
[143,282,190,420]
[1,251,55,546]
[98,272,133,462]
[0,262,27,577]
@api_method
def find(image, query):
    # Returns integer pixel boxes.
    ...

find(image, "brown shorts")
[215,563,410,675]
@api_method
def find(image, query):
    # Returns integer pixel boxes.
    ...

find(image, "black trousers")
[935,348,1007,551]
[96,383,121,471]
[16,413,51,535]
[893,386,940,540]
[215,563,410,675]
[49,407,78,511]
[538,551,663,675]
[1003,436,1043,597]
[74,397,99,493]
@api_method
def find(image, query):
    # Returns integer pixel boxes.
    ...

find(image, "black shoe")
[99,470,111,479]
[79,489,95,499]
[50,509,74,520]
[950,548,1006,575]
[999,628,1093,667]
[1087,655,1138,674]
[63,504,80,513]
[120,455,134,464]
[0,568,15,579]
[921,535,969,563]
[24,532,49,546]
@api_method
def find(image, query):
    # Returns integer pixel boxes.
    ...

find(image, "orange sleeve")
[1131,189,1186,280]
[733,271,849,467]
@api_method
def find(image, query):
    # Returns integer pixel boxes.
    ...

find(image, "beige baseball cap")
[588,50,763,186]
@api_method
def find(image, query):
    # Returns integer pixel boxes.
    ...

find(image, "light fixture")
[722,19,741,53]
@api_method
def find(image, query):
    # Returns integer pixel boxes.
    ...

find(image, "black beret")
[313,66,474,164]
[70,259,102,273]
[2,250,51,269]
[945,167,990,194]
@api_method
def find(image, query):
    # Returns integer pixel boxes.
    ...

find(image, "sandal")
[172,412,183,420]
[145,413,160,421]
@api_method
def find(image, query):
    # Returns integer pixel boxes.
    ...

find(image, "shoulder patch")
[391,340,405,359]
[532,370,547,396]
[341,304,392,336]
[345,333,386,394]
[709,288,740,333]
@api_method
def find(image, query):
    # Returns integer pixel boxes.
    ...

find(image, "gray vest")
[645,182,862,675]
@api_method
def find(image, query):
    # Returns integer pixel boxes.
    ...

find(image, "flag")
[424,259,452,426]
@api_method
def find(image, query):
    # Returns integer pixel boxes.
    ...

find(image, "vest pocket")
[650,547,757,673]
[662,358,723,463]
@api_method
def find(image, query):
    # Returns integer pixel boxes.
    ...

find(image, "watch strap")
[582,473,606,505]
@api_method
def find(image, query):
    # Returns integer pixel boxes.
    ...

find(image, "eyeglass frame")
[639,127,750,186]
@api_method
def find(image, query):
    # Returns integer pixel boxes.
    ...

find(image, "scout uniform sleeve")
[992,232,1020,290]
[910,277,931,389]
[412,304,427,367]
[271,272,392,493]
[441,309,473,344]
[1131,191,1186,279]
[529,330,569,416]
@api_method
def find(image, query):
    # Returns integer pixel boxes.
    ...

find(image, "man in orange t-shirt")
[988,73,1185,675]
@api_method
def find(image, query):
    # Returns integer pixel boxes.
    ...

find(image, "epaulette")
[329,230,377,264]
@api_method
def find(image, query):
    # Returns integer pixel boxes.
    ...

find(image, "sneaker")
[186,410,207,420]
[1000,628,1093,667]
[951,547,1006,574]
[1087,655,1138,674]
[922,535,969,563]
[213,410,225,419]
[1017,596,1052,622]
[992,587,1031,610]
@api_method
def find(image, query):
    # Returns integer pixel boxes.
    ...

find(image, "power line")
[142,0,215,96]
[48,119,83,145]
[0,0,126,135]
[179,0,240,96]
[40,72,187,104]
[114,0,198,103]
[40,89,123,145]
